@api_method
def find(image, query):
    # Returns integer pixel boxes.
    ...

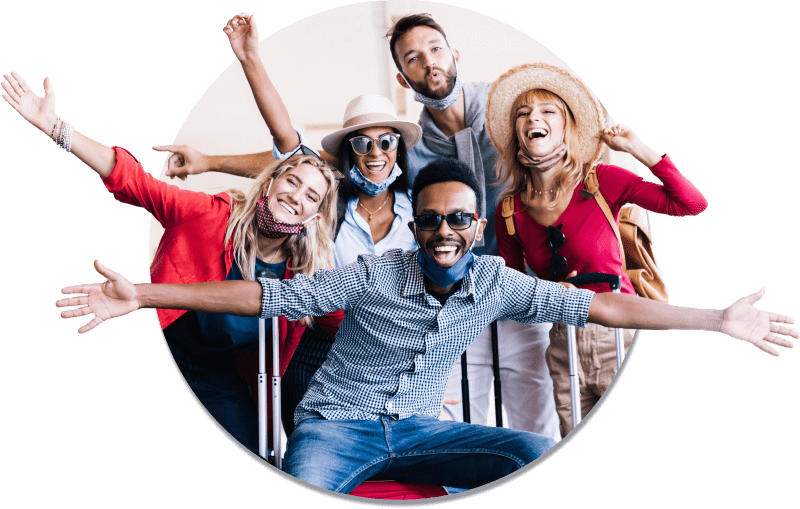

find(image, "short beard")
[406,60,457,100]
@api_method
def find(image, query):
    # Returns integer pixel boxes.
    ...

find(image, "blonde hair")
[496,89,590,211]
[224,155,338,324]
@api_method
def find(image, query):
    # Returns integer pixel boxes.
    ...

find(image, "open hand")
[2,71,57,133]
[223,13,260,62]
[152,144,209,180]
[721,289,797,356]
[56,261,141,333]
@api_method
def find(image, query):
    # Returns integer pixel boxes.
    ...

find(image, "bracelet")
[49,117,73,152]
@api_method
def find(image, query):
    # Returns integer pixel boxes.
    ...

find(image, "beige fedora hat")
[321,94,423,155]
[486,63,605,165]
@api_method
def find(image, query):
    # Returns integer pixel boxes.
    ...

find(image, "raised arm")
[3,72,116,177]
[223,13,299,153]
[588,289,797,356]
[151,144,275,180]
[598,124,708,216]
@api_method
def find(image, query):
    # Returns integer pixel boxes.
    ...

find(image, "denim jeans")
[283,414,556,493]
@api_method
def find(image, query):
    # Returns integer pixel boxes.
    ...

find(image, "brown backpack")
[500,166,668,302]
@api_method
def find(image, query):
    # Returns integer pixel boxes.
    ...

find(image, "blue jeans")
[283,414,556,493]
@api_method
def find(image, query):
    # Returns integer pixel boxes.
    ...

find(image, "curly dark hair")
[411,157,483,217]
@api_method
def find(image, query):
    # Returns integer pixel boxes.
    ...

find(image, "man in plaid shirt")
[59,158,796,493]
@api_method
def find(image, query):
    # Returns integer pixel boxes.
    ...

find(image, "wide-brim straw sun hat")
[321,94,423,155]
[486,62,605,165]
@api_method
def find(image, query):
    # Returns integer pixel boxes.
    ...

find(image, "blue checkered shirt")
[258,249,593,422]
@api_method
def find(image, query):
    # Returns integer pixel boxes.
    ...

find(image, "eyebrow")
[418,206,470,215]
[286,172,322,199]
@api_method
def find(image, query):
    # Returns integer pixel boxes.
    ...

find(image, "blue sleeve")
[499,266,593,327]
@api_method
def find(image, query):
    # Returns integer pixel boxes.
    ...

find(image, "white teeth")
[527,128,547,139]
[279,201,297,215]
[434,246,457,252]
[366,162,386,167]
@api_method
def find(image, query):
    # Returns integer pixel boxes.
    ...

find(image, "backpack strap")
[579,165,626,271]
[501,195,516,236]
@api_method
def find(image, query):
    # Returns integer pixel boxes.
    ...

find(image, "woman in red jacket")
[485,63,708,437]
[2,71,342,453]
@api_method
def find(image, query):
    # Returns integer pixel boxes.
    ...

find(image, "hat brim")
[486,63,605,166]
[320,120,423,156]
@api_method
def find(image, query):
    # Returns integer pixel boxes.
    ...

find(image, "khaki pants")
[546,322,635,438]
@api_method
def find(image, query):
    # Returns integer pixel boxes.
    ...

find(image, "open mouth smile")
[277,200,298,216]
[526,128,548,140]
[430,243,461,264]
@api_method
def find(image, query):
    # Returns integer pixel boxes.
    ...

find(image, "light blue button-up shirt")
[334,190,417,267]
[258,249,593,422]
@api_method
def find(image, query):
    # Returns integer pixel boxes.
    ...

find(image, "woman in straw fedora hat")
[486,62,708,437]
[179,13,420,434]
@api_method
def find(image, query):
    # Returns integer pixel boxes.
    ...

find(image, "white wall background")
[153,1,572,257]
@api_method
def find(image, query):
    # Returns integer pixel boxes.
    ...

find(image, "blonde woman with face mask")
[2,70,343,454]
[486,63,708,437]
[152,13,425,435]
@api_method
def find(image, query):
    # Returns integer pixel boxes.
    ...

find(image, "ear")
[452,48,460,64]
[303,214,321,227]
[407,220,416,234]
[475,218,488,241]
[397,72,411,89]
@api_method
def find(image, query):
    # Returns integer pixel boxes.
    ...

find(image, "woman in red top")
[2,71,343,452]
[485,63,708,437]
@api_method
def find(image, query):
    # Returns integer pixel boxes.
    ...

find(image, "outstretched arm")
[588,289,797,356]
[151,144,275,180]
[3,72,116,177]
[57,261,262,333]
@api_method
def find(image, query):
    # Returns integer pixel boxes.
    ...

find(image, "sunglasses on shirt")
[413,212,479,231]
[349,133,401,156]
[547,222,568,277]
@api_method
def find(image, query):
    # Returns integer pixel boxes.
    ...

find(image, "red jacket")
[102,147,342,376]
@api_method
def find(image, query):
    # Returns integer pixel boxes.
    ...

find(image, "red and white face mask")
[256,180,319,239]
[255,180,320,238]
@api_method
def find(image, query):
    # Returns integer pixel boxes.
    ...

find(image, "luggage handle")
[564,272,621,292]
[257,269,282,468]
[562,272,625,431]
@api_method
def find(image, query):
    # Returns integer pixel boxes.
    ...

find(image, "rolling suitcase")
[256,270,448,499]
[562,272,625,430]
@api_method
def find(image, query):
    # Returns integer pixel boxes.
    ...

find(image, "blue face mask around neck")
[417,248,474,289]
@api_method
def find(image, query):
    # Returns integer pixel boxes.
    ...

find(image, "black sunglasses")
[414,212,479,231]
[349,133,401,155]
[547,222,567,277]
[287,144,345,182]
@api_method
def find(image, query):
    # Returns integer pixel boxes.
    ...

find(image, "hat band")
[343,112,397,128]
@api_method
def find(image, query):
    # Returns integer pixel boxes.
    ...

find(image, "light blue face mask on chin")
[349,163,403,196]
[415,223,479,289]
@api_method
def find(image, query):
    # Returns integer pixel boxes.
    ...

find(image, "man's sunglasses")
[287,144,345,183]
[349,133,401,156]
[547,222,567,277]
[413,212,479,231]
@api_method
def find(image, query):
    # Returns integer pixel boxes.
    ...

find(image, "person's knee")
[515,433,556,464]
